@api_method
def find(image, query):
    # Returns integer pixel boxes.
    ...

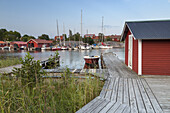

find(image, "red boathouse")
[27,39,53,48]
[10,41,27,48]
[121,20,170,75]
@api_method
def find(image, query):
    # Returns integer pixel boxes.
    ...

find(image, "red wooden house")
[27,39,53,48]
[121,20,170,75]
[0,41,6,47]
[10,41,27,48]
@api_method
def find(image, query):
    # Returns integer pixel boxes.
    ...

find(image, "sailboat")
[79,10,91,50]
[99,16,113,49]
[61,23,68,50]
[52,20,61,51]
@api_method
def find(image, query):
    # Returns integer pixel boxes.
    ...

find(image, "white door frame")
[128,34,133,69]
[138,39,142,75]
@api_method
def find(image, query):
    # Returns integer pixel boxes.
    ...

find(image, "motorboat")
[79,43,91,50]
[52,46,61,51]
[61,46,68,50]
[83,55,100,69]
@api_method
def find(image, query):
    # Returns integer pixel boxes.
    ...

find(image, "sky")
[0,0,170,39]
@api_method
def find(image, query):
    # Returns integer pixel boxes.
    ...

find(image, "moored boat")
[83,55,100,69]
[52,46,61,51]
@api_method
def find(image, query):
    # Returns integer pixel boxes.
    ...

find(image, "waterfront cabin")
[121,20,170,75]
[27,39,53,50]
[0,41,5,47]
[10,41,27,50]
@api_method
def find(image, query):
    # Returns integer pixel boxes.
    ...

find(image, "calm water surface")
[0,48,125,69]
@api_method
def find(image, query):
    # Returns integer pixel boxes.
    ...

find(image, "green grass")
[0,72,104,113]
[0,57,20,68]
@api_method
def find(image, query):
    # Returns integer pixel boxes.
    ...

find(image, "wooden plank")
[128,78,138,113]
[92,99,110,113]
[111,77,119,103]
[122,105,131,113]
[117,78,124,104]
[84,98,105,113]
[99,101,115,113]
[123,78,129,105]
[136,79,155,113]
[105,78,115,100]
[141,78,163,113]
[76,96,101,113]
[107,102,121,113]
[114,104,127,113]
[99,78,110,98]
[132,79,146,113]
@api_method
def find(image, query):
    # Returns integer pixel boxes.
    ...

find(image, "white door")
[128,35,133,69]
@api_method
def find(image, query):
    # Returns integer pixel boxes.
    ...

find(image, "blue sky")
[0,0,170,38]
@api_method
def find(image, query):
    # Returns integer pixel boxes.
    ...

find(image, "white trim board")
[138,39,142,75]
[128,34,133,69]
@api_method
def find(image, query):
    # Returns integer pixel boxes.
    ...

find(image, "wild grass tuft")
[0,56,20,68]
[0,52,104,113]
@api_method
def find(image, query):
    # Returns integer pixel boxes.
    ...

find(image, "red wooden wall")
[132,38,138,74]
[27,40,38,48]
[142,40,170,75]
[125,30,131,66]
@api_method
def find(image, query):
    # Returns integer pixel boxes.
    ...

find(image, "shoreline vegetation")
[0,56,20,68]
[0,52,104,113]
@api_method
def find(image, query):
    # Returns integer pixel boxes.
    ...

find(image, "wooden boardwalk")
[76,52,164,113]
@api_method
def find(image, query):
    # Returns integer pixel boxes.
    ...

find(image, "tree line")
[0,29,51,42]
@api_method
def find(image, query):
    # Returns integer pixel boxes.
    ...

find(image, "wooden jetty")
[76,52,168,113]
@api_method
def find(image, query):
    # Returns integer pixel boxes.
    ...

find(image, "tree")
[106,37,112,41]
[38,34,50,40]
[83,37,94,45]
[98,33,104,42]
[21,34,35,42]
[0,29,7,40]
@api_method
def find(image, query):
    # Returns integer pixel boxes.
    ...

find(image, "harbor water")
[0,48,124,69]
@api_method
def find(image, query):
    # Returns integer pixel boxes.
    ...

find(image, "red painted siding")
[125,31,131,66]
[132,38,138,74]
[125,30,131,66]
[142,40,170,75]
[27,40,38,48]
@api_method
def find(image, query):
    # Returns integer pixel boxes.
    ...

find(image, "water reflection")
[0,48,125,69]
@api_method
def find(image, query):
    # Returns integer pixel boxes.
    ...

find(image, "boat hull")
[84,56,100,69]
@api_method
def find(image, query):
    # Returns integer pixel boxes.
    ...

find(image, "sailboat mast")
[57,20,61,45]
[63,23,65,46]
[80,9,82,46]
[102,16,104,42]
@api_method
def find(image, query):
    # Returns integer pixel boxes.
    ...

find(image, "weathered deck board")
[128,78,138,113]
[99,78,110,98]
[136,79,155,113]
[132,79,146,113]
[76,52,164,113]
[141,78,164,113]
[76,96,101,113]
[111,77,119,102]
[105,78,115,100]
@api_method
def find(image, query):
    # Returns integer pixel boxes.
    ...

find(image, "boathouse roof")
[28,39,53,44]
[121,20,170,41]
[11,41,27,45]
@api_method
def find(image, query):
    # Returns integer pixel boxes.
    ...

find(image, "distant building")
[121,20,170,75]
[0,41,6,47]
[92,36,99,43]
[110,35,121,42]
[10,41,27,49]
[84,34,96,39]
[55,36,63,41]
[27,39,53,48]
